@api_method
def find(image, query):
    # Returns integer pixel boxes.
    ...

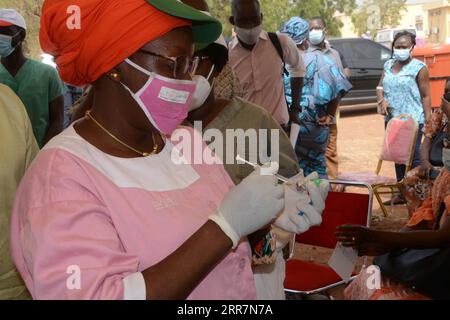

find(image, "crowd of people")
[0,0,449,300]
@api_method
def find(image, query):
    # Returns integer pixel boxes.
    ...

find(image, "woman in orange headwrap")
[10,0,285,300]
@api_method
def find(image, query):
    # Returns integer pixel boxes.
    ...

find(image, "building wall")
[447,6,450,43]
[335,13,358,38]
[428,6,450,43]
[399,3,429,45]
[425,0,449,43]
[400,4,428,34]
[338,0,449,43]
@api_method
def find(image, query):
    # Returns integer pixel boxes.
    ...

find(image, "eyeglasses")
[138,50,200,79]
[193,55,210,61]
[192,55,211,68]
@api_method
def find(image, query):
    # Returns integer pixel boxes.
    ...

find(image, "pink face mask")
[121,58,196,135]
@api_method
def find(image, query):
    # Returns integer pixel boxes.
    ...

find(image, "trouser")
[326,123,339,180]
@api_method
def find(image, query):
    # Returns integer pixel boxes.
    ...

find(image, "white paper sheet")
[328,242,358,282]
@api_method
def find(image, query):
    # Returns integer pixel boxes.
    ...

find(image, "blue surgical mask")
[309,29,324,46]
[443,148,450,171]
[393,48,412,62]
[0,32,19,58]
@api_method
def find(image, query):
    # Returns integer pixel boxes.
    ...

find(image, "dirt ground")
[291,109,410,300]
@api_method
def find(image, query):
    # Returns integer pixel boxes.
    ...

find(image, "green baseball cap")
[146,0,222,46]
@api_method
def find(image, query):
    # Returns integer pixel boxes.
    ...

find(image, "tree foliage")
[351,0,407,38]
[207,0,356,37]
[0,0,43,59]
[2,0,360,61]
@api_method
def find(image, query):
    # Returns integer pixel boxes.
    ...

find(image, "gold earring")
[110,72,120,80]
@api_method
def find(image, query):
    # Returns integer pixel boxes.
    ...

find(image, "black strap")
[268,32,289,76]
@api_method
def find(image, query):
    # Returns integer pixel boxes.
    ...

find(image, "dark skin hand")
[290,77,303,116]
[377,73,390,115]
[298,41,309,52]
[74,27,234,300]
[290,105,302,125]
[418,136,434,177]
[290,89,338,127]
[336,215,450,257]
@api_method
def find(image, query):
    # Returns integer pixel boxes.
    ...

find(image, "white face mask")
[235,25,262,45]
[190,64,215,111]
[393,48,412,62]
[309,29,325,46]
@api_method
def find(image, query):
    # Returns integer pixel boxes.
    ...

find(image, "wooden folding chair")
[338,114,419,216]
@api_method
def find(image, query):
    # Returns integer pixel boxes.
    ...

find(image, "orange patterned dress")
[345,168,450,300]
[403,109,448,216]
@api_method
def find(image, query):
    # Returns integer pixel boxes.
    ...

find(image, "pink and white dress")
[10,126,256,300]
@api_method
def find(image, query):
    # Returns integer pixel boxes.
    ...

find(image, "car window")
[381,48,391,61]
[329,41,344,53]
[351,41,379,60]
[328,41,350,66]
[376,31,391,43]
[349,41,390,69]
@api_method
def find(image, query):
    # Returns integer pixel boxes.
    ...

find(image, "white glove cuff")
[209,212,240,249]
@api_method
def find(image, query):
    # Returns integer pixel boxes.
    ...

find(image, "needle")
[235,155,290,184]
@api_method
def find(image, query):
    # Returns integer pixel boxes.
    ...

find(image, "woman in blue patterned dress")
[281,17,352,178]
[377,31,432,182]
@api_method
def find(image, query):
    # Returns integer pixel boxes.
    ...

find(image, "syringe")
[235,155,290,184]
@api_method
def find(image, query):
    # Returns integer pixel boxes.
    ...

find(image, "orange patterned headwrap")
[40,0,191,86]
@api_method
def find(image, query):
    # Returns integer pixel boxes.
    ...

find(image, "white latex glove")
[274,172,330,234]
[209,164,285,248]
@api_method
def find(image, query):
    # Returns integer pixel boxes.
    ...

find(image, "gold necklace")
[85,110,159,157]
